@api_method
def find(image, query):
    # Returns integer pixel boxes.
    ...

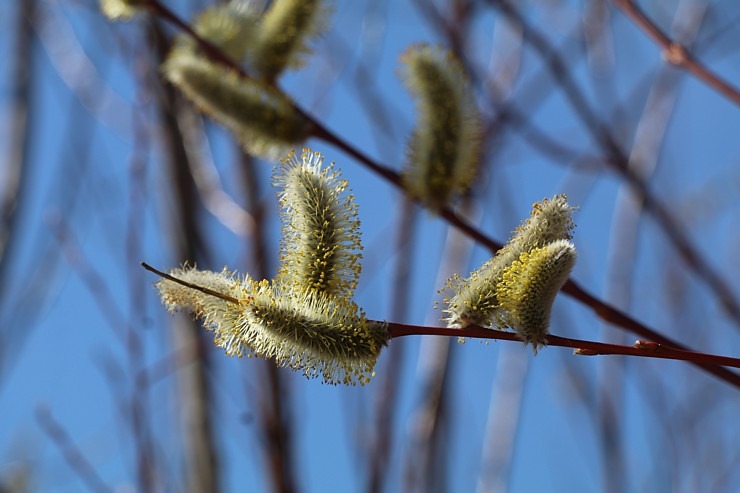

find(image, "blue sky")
[2,1,740,492]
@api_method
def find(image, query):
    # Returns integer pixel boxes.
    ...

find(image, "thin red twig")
[388,323,740,369]
[613,0,740,106]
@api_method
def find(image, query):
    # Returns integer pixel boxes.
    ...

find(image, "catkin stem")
[141,262,241,305]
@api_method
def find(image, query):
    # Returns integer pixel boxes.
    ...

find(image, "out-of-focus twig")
[148,16,221,493]
[599,3,707,491]
[238,151,297,493]
[36,408,113,493]
[0,0,34,322]
[367,199,417,493]
[613,0,740,106]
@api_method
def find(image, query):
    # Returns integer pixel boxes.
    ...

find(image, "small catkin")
[505,195,575,253]
[252,0,331,81]
[179,1,262,63]
[162,50,313,160]
[400,44,482,211]
[273,149,362,299]
[496,240,576,353]
[100,0,146,20]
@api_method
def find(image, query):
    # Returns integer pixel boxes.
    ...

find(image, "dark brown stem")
[141,262,241,305]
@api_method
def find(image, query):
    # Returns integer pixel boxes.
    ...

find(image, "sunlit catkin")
[400,44,482,210]
[100,0,146,20]
[252,0,330,82]
[497,240,576,353]
[162,50,312,160]
[273,149,362,299]
[442,196,576,342]
[180,1,262,63]
[236,283,388,385]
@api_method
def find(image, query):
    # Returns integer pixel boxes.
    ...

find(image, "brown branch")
[613,0,740,106]
[388,323,740,370]
[238,150,297,493]
[141,0,740,389]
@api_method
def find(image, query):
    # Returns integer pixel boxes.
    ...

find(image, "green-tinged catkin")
[252,0,331,82]
[273,149,362,299]
[176,1,261,63]
[100,0,146,20]
[155,267,388,386]
[400,44,482,211]
[442,196,576,336]
[155,265,249,342]
[236,283,388,385]
[504,194,576,253]
[497,240,576,353]
[162,50,312,160]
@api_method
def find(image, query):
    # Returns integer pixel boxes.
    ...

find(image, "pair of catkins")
[154,149,576,385]
[106,0,576,384]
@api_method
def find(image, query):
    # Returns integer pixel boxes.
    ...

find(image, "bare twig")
[36,408,113,493]
[613,0,740,105]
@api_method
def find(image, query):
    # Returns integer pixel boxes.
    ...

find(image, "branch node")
[574,348,598,356]
[633,340,660,351]
[662,42,688,66]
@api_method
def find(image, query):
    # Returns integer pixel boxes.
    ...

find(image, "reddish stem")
[613,0,740,105]
[388,322,740,369]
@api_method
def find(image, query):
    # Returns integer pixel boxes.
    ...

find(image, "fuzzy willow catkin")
[252,0,330,81]
[237,284,388,385]
[100,0,146,20]
[273,149,362,299]
[153,148,388,385]
[155,266,388,386]
[162,50,313,160]
[178,1,261,63]
[497,240,576,353]
[400,44,482,210]
[443,196,576,352]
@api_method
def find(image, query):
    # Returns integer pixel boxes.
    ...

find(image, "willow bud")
[162,50,313,160]
[400,44,482,210]
[252,0,331,82]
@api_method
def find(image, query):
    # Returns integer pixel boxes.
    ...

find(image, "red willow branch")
[144,261,740,388]
[613,0,740,106]
[140,1,740,389]
[388,323,740,369]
